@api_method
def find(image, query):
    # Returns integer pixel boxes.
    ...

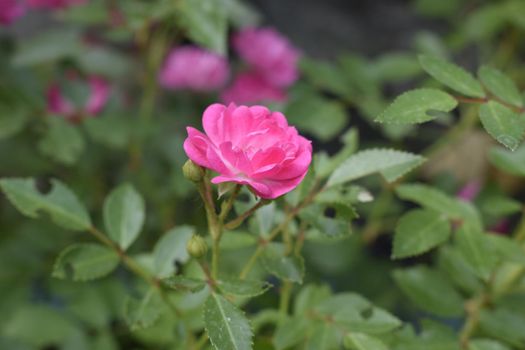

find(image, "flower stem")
[278,281,292,323]
[219,185,242,222]
[459,294,488,349]
[87,226,181,316]
[239,245,264,280]
[239,183,322,279]
[224,199,269,230]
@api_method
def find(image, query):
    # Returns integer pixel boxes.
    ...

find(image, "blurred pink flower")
[85,77,110,114]
[0,0,25,26]
[47,76,110,121]
[184,103,312,199]
[159,46,229,92]
[220,71,287,105]
[233,27,300,87]
[26,0,87,9]
[456,181,481,202]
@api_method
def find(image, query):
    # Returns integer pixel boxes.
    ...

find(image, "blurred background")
[1,0,525,349]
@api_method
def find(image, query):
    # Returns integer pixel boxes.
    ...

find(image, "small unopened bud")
[186,234,208,258]
[183,160,204,182]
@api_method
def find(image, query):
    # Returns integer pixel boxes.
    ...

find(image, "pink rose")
[220,71,287,105]
[0,0,25,26]
[233,27,300,87]
[47,76,110,121]
[159,46,229,92]
[27,0,87,9]
[184,103,312,199]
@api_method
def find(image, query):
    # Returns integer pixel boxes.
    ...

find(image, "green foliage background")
[1,0,525,349]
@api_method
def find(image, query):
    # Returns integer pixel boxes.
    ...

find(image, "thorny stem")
[278,281,292,323]
[196,180,221,279]
[218,185,242,222]
[459,294,489,348]
[87,227,181,316]
[459,208,525,347]
[239,181,322,280]
[224,199,269,230]
[453,94,525,114]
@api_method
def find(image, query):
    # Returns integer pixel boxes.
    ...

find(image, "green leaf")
[455,223,498,280]
[344,333,388,350]
[219,231,257,250]
[103,183,145,250]
[300,203,353,237]
[317,128,359,178]
[175,0,227,54]
[376,88,457,124]
[305,323,340,350]
[3,305,79,347]
[217,278,271,297]
[372,52,422,83]
[38,117,85,165]
[478,66,523,108]
[218,0,261,28]
[0,178,91,230]
[273,317,310,350]
[395,183,481,228]
[418,55,485,98]
[124,288,164,331]
[315,293,402,334]
[478,307,525,347]
[438,246,483,295]
[479,101,525,151]
[162,275,206,292]
[480,194,522,217]
[469,339,511,350]
[327,149,425,187]
[392,209,451,259]
[152,226,193,278]
[489,144,525,176]
[52,243,119,281]
[285,93,348,141]
[294,284,332,316]
[261,243,305,283]
[299,58,353,98]
[204,293,253,350]
[77,47,132,78]
[393,266,464,317]
[487,235,525,265]
[12,30,82,66]
[0,106,28,139]
[84,115,131,149]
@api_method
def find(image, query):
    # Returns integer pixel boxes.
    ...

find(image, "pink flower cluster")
[184,103,312,199]
[1,0,86,25]
[159,46,229,92]
[157,27,300,104]
[0,0,24,25]
[47,76,110,122]
[222,28,301,105]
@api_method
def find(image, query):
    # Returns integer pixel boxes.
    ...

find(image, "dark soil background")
[248,0,445,58]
